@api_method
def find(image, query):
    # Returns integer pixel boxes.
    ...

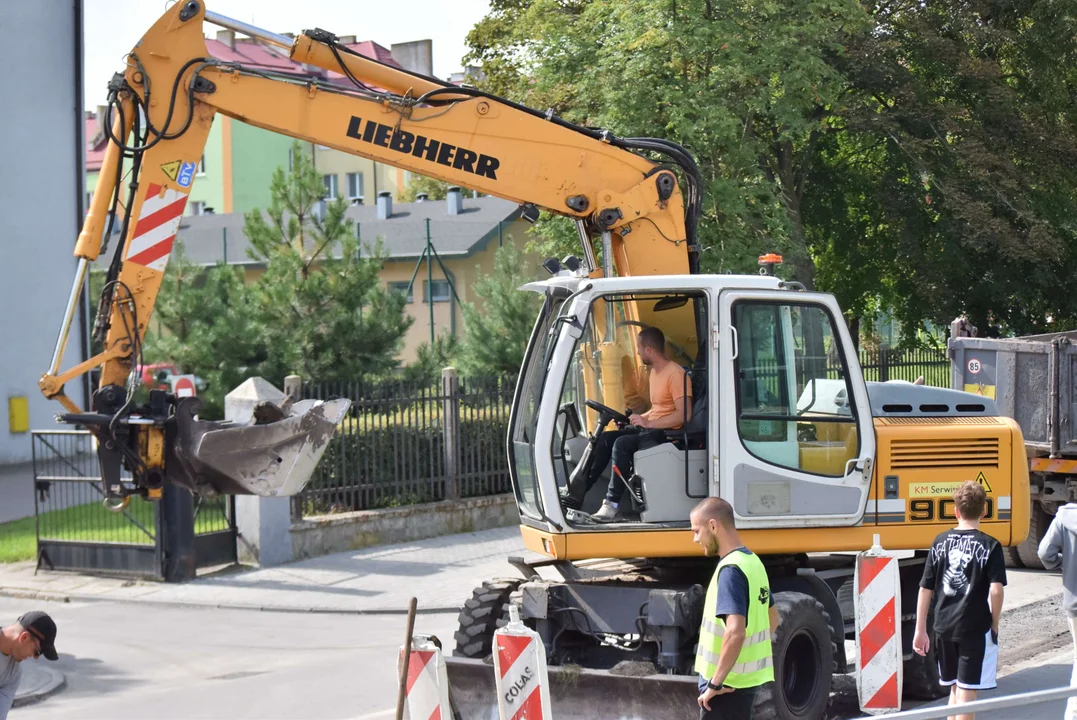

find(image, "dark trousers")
[567,428,666,504]
[698,682,759,720]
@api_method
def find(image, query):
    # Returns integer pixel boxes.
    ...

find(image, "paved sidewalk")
[0,526,544,614]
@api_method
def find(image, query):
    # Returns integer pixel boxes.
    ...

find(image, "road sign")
[171,374,197,398]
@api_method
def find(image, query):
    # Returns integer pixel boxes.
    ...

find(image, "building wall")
[0,1,85,462]
[229,121,302,214]
[313,147,402,205]
[381,217,538,362]
[186,119,225,215]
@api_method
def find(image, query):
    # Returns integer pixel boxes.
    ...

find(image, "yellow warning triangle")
[161,161,181,182]
[975,471,993,493]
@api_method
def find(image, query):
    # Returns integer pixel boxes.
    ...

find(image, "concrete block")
[227,378,294,567]
[235,494,293,567]
[224,377,287,427]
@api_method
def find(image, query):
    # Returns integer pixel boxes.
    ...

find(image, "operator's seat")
[632,354,709,522]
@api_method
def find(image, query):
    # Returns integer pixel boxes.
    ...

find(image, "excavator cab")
[509,272,877,538]
[551,287,709,522]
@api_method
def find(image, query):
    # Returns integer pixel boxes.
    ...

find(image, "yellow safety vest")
[694,549,775,688]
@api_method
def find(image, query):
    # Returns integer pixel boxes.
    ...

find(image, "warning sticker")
[161,160,181,182]
[975,470,993,493]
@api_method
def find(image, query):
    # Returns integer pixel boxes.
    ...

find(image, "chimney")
[390,40,434,76]
[446,186,462,215]
[376,191,393,220]
[416,193,429,202]
[216,29,236,50]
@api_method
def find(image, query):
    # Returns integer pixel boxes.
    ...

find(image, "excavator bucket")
[443,657,699,720]
[163,396,351,497]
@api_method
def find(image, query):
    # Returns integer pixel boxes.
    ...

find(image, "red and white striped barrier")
[854,533,903,715]
[493,605,552,720]
[399,635,451,720]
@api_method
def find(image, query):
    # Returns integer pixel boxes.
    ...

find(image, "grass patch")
[0,497,231,564]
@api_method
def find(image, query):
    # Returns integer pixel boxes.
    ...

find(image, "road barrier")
[399,634,452,720]
[873,685,1077,718]
[854,534,903,714]
[492,605,553,720]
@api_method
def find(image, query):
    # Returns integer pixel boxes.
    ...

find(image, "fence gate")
[32,430,237,580]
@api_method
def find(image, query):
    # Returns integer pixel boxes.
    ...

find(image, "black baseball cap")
[17,611,58,661]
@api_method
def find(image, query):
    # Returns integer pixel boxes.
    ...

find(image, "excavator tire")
[1006,545,1024,568]
[902,603,948,701]
[1014,500,1050,570]
[451,579,522,659]
[754,591,834,720]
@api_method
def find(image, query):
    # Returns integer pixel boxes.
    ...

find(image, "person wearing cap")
[0,611,59,719]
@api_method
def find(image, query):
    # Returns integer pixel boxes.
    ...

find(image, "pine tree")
[458,243,542,376]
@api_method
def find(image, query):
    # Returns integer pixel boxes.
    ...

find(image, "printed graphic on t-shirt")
[921,529,1006,640]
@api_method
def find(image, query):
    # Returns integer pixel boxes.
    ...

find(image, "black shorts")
[937,630,998,690]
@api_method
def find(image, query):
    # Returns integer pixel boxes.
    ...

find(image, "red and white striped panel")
[401,643,450,720]
[493,629,552,720]
[855,549,903,714]
[125,183,189,272]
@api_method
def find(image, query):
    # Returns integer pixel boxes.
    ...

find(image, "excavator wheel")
[1005,545,1024,568]
[1014,500,1051,570]
[452,579,523,659]
[902,602,948,700]
[754,591,834,720]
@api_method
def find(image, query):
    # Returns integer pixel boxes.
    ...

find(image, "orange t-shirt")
[643,361,692,428]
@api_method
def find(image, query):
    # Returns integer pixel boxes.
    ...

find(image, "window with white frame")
[323,174,338,200]
[347,172,364,201]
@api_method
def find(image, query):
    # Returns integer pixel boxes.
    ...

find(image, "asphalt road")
[2,567,1072,719]
[2,597,460,720]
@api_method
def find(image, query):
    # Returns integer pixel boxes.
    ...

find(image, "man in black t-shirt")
[914,481,1006,720]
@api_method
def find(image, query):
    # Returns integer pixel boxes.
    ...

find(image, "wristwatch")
[707,680,725,692]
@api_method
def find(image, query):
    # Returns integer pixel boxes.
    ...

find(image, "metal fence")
[297,372,516,517]
[855,346,950,386]
[32,430,236,579]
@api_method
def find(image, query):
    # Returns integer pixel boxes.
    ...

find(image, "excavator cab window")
[552,290,709,522]
[732,300,859,477]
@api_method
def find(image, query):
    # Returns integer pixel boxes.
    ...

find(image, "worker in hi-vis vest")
[691,497,780,719]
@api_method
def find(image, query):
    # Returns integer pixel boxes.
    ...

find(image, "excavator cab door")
[716,290,874,528]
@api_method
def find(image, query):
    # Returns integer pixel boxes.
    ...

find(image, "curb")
[13,664,66,708]
[0,585,461,616]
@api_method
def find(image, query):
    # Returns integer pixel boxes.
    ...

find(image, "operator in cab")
[563,326,692,522]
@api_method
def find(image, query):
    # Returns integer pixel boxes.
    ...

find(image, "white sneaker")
[592,500,621,522]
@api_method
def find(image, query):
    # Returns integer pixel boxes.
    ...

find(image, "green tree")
[146,141,414,416]
[143,243,265,418]
[402,331,461,384]
[458,243,542,376]
[243,141,414,382]
[468,0,1077,336]
[808,0,1077,337]
[466,0,871,286]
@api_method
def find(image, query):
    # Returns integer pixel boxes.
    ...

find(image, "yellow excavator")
[44,3,1029,718]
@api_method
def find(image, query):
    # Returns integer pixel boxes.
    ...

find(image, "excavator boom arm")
[39,0,701,502]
